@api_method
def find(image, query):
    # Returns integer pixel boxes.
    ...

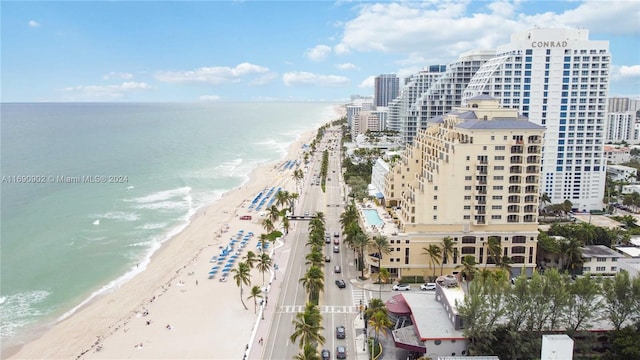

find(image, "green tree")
[602,271,640,330]
[368,310,393,342]
[293,344,321,360]
[261,218,275,234]
[376,268,390,299]
[243,250,257,269]
[485,236,502,268]
[256,252,272,287]
[456,255,478,283]
[370,235,391,282]
[299,266,324,303]
[230,262,251,310]
[566,273,603,331]
[422,244,442,278]
[247,285,263,314]
[290,304,325,349]
[440,236,455,275]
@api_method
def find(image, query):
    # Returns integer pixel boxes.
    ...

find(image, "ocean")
[0,101,338,349]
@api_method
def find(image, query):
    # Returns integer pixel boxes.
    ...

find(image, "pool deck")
[358,201,401,238]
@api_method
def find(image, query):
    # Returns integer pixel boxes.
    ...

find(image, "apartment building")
[374,74,400,108]
[464,28,611,212]
[580,245,623,276]
[381,96,544,277]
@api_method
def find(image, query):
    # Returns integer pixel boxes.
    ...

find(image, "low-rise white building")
[607,164,638,183]
[581,245,623,276]
[604,146,632,164]
[617,258,640,278]
[370,158,390,201]
[621,184,640,195]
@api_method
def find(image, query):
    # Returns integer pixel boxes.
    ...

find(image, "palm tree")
[267,205,281,225]
[275,189,290,211]
[293,344,320,360]
[440,236,455,275]
[485,236,502,268]
[305,251,324,268]
[370,235,391,284]
[540,192,551,211]
[368,310,393,342]
[261,218,275,234]
[243,250,257,269]
[288,192,299,215]
[377,268,390,299]
[282,216,291,235]
[290,307,325,349]
[562,237,584,272]
[456,255,478,283]
[365,298,387,320]
[299,266,324,302]
[292,169,304,192]
[231,262,251,310]
[258,233,270,252]
[353,232,371,279]
[339,204,358,231]
[421,244,442,279]
[256,252,272,287]
[247,285,263,314]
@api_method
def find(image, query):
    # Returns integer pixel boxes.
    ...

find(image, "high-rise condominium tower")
[464,28,610,211]
[374,74,400,108]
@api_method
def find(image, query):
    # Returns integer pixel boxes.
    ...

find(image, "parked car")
[420,283,436,291]
[392,283,411,291]
[335,279,346,288]
[321,349,330,360]
[336,326,346,339]
[336,345,346,359]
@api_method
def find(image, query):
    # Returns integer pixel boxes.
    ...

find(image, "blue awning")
[375,192,384,199]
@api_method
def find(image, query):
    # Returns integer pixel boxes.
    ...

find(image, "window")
[596,257,607,262]
[596,266,605,272]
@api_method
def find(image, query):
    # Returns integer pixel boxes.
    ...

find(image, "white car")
[392,284,411,291]
[420,283,436,291]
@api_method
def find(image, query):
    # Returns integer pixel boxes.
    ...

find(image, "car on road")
[334,265,341,273]
[392,283,411,291]
[420,283,436,291]
[336,325,346,339]
[325,255,331,262]
[336,345,346,359]
[333,238,340,245]
[335,279,346,288]
[333,246,340,253]
[321,349,330,360]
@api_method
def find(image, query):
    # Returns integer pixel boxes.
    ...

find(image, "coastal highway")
[264,130,361,359]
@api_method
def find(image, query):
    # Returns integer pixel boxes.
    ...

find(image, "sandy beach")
[6,125,321,360]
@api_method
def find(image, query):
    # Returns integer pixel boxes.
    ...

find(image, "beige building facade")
[380,96,545,277]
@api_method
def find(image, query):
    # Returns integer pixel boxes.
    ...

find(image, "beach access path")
[8,130,316,360]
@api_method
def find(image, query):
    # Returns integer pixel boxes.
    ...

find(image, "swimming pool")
[363,209,384,226]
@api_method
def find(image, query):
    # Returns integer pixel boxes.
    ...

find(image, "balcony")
[511,156,523,164]
[510,166,522,174]
[525,176,538,184]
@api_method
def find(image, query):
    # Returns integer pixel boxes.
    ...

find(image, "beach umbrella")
[221,269,230,273]
[208,270,218,275]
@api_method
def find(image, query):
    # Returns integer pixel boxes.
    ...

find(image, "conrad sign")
[531,41,568,48]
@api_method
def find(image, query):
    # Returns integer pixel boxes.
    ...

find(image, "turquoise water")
[0,102,338,348]
[363,209,384,226]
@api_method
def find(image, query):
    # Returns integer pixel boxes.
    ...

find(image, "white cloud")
[336,62,359,71]
[248,72,278,86]
[103,72,134,80]
[334,1,640,64]
[282,72,350,87]
[199,95,221,101]
[306,45,332,62]
[28,20,40,28]
[358,75,375,88]
[60,82,151,99]
[156,62,269,84]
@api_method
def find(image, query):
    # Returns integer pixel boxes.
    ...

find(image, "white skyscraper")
[464,28,610,211]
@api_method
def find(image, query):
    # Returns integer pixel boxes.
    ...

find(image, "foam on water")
[0,291,50,338]
[95,211,140,222]
[130,186,192,204]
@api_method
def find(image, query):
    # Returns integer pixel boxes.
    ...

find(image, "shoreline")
[4,122,322,359]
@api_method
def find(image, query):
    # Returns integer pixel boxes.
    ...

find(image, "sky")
[2,0,639,102]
